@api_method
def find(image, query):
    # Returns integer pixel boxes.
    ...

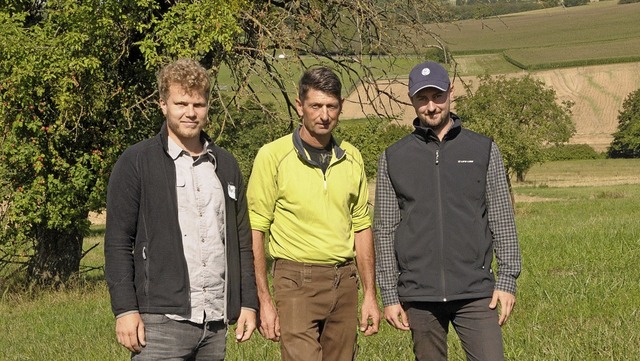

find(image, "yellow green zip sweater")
[247,127,371,264]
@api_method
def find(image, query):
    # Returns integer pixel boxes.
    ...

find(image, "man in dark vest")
[374,61,522,361]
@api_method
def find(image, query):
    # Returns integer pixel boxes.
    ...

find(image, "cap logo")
[421,68,431,76]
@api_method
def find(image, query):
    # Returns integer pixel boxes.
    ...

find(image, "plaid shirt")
[374,141,521,306]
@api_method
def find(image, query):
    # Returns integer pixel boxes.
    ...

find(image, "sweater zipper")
[323,172,327,190]
[323,150,344,190]
[435,147,447,302]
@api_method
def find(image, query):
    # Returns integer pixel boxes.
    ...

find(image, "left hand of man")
[359,294,381,336]
[235,308,257,342]
[489,290,516,326]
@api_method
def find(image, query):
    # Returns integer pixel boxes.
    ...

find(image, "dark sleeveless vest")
[385,115,495,302]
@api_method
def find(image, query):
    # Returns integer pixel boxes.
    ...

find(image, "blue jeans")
[131,314,226,361]
[404,298,504,361]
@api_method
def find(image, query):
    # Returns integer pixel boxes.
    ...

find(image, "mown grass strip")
[503,38,640,70]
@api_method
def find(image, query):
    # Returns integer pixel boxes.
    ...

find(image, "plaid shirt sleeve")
[373,151,402,306]
[486,142,522,295]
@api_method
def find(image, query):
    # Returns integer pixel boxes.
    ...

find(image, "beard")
[419,108,450,130]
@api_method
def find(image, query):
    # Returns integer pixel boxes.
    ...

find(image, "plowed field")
[342,62,640,152]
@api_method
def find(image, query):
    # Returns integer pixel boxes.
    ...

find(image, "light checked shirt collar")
[167,136,217,166]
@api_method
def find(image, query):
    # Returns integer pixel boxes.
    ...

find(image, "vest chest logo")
[457,160,474,164]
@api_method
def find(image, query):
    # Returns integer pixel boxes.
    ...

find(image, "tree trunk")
[26,225,83,285]
[507,174,516,209]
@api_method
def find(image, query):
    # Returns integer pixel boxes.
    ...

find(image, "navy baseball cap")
[408,61,451,97]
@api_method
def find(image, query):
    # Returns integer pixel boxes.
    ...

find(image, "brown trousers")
[273,258,359,361]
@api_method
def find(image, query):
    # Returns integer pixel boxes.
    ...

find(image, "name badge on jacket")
[227,183,237,200]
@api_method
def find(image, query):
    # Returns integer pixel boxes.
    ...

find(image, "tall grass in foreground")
[1,160,639,360]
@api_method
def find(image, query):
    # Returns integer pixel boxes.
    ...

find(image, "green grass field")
[434,2,640,72]
[437,2,640,53]
[1,159,639,360]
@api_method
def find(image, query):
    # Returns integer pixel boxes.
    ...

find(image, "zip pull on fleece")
[435,149,439,165]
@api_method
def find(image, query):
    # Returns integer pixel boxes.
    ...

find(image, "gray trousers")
[131,314,226,361]
[404,297,504,361]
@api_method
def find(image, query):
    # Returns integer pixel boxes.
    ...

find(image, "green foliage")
[1,0,435,286]
[423,48,448,64]
[334,119,412,179]
[543,144,603,161]
[455,74,575,181]
[213,111,412,182]
[541,0,561,7]
[619,0,640,4]
[0,1,161,284]
[608,88,640,158]
[210,101,291,180]
[137,0,247,68]
[563,0,589,7]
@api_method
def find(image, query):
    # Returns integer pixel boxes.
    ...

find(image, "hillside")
[341,61,640,152]
[341,1,640,152]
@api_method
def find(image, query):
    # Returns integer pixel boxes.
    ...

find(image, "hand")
[257,301,281,341]
[489,290,516,326]
[359,294,380,336]
[235,309,257,342]
[384,304,410,331]
[115,312,146,353]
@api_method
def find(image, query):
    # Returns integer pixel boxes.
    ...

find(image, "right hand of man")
[384,304,410,331]
[258,301,281,342]
[115,312,146,352]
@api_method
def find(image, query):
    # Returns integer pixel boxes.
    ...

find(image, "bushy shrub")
[608,88,640,158]
[211,102,291,180]
[563,0,589,7]
[541,0,561,7]
[214,110,413,181]
[544,144,603,161]
[618,0,640,4]
[423,48,447,64]
[335,119,412,179]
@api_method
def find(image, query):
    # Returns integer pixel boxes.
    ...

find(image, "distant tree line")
[451,1,544,19]
[561,0,590,8]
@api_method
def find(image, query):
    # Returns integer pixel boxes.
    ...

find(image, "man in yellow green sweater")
[247,66,380,361]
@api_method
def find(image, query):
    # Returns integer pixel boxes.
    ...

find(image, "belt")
[275,258,354,268]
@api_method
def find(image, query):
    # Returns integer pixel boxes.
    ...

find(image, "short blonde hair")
[157,59,211,101]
